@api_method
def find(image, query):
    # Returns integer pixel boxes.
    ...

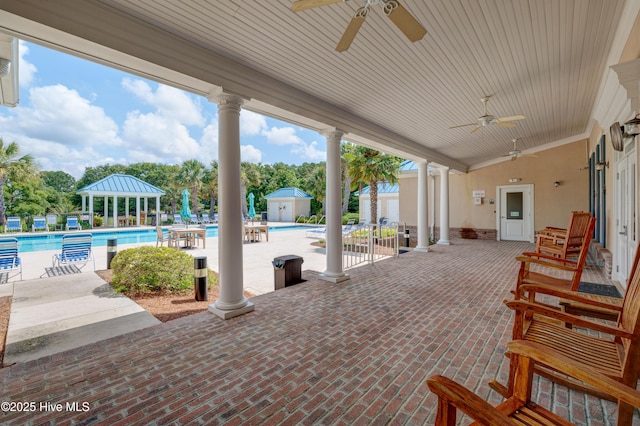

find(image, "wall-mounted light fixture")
[595,161,609,171]
[0,58,10,78]
[508,178,521,183]
[624,114,640,137]
[554,181,560,187]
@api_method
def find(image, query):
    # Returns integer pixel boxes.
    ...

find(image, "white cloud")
[2,84,121,147]
[200,119,219,162]
[240,110,267,135]
[18,41,37,87]
[291,140,326,161]
[241,144,262,163]
[262,126,304,146]
[122,78,204,126]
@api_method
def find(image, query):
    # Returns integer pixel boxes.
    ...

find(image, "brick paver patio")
[0,239,634,425]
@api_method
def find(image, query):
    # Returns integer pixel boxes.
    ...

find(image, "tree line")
[0,138,403,226]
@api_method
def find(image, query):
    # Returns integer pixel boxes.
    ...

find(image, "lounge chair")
[201,213,211,223]
[52,233,95,270]
[190,214,201,224]
[173,214,184,225]
[65,216,80,231]
[5,216,21,232]
[0,238,21,282]
[32,216,47,232]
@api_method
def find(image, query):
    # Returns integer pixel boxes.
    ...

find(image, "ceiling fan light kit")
[291,0,427,52]
[449,95,525,133]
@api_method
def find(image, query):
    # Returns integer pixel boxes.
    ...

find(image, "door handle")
[620,225,628,236]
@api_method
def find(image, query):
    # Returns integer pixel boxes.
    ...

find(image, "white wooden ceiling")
[0,0,633,171]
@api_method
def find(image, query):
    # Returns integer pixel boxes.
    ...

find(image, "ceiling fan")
[502,139,538,161]
[290,0,427,52]
[449,95,525,134]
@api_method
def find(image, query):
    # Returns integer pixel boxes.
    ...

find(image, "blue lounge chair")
[190,214,201,224]
[46,214,58,231]
[53,233,94,270]
[201,213,211,223]
[0,238,21,282]
[5,216,21,232]
[32,216,47,232]
[173,214,184,225]
[66,216,80,230]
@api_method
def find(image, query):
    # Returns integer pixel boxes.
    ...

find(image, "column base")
[208,301,255,320]
[414,246,429,252]
[319,273,350,283]
[437,240,451,245]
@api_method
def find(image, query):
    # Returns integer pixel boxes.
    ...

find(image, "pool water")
[14,225,314,253]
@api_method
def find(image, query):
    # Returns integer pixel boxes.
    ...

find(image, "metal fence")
[343,222,399,270]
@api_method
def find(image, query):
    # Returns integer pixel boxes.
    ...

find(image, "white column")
[415,160,429,252]
[208,90,254,319]
[104,196,108,227]
[156,197,161,226]
[125,197,130,218]
[82,196,86,213]
[89,195,94,228]
[113,196,118,228]
[438,167,451,245]
[136,197,141,226]
[320,129,349,283]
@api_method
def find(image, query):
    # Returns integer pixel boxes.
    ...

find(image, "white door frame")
[496,184,535,242]
[614,138,637,284]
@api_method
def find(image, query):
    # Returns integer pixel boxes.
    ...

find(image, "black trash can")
[273,255,304,290]
[261,212,268,222]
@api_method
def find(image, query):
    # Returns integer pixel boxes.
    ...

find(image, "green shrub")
[342,213,360,224]
[111,246,217,295]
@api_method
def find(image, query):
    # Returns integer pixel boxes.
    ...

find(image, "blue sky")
[0,41,327,178]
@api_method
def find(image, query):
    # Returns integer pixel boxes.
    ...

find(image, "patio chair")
[190,214,201,224]
[535,211,592,259]
[155,226,176,248]
[173,214,184,225]
[201,213,211,223]
[65,216,80,231]
[32,216,47,232]
[492,245,640,426]
[52,233,95,271]
[513,217,596,300]
[428,341,640,426]
[0,238,22,282]
[5,216,21,232]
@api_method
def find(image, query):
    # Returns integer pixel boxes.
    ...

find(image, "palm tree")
[0,139,36,226]
[240,162,261,217]
[307,164,326,215]
[344,146,402,225]
[202,161,218,218]
[341,143,352,214]
[177,159,206,215]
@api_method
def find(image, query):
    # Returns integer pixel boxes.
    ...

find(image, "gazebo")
[76,174,165,228]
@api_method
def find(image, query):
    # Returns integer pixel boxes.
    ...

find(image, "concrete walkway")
[1,273,160,364]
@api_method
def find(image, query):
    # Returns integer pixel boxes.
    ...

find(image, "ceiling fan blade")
[496,122,517,128]
[470,126,482,134]
[291,0,343,12]
[449,123,477,129]
[383,1,427,42]
[498,115,525,122]
[336,8,367,52]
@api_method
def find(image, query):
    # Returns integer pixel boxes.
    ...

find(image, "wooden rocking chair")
[535,211,592,259]
[492,245,640,426]
[428,341,640,426]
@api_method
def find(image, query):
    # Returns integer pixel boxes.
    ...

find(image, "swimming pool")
[12,225,315,253]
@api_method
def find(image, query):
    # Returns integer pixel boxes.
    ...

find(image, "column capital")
[320,128,345,142]
[207,88,247,107]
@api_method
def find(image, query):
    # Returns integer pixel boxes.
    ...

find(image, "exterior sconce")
[554,181,560,188]
[624,114,640,137]
[595,161,609,171]
[0,58,10,77]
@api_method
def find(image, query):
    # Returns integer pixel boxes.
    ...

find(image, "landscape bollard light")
[107,238,117,269]
[404,229,410,247]
[194,256,208,301]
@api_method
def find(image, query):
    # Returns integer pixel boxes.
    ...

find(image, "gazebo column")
[415,160,429,252]
[437,167,450,245]
[125,197,130,218]
[89,194,94,228]
[104,196,108,226]
[156,197,160,226]
[81,196,86,214]
[320,129,349,283]
[136,197,141,226]
[208,90,254,320]
[113,195,118,228]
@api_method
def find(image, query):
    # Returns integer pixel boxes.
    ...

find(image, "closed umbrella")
[248,193,256,219]
[180,189,191,226]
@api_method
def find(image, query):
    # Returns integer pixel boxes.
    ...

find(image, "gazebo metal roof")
[264,187,312,199]
[76,174,165,197]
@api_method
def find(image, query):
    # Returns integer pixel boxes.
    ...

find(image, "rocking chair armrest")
[505,300,634,339]
[518,284,623,312]
[515,255,578,272]
[426,375,514,425]
[508,341,640,408]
